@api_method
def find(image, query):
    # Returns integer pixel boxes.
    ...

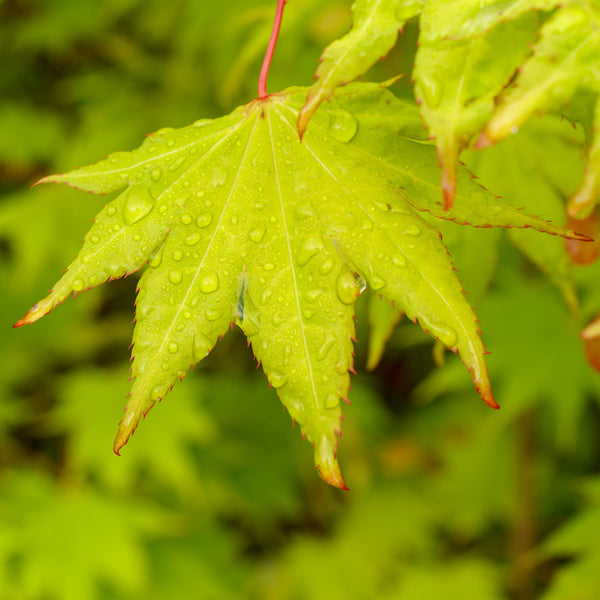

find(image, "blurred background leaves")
[2,1,600,598]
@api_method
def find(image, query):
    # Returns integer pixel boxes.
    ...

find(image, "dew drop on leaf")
[205,308,221,321]
[336,270,360,305]
[325,394,339,409]
[248,223,266,243]
[304,289,323,303]
[293,204,314,220]
[72,279,84,292]
[192,332,211,361]
[184,233,201,246]
[370,275,386,290]
[393,254,407,268]
[317,335,336,360]
[168,156,186,172]
[180,214,192,225]
[403,224,422,237]
[150,167,162,182]
[269,370,288,389]
[121,186,156,226]
[168,270,183,284]
[199,271,219,293]
[172,250,183,261]
[195,213,212,228]
[319,257,335,275]
[149,246,163,268]
[327,109,358,143]
[297,234,324,266]
[260,288,273,305]
[150,386,162,401]
[168,342,178,354]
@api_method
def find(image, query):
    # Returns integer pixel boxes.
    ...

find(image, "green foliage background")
[2,0,600,598]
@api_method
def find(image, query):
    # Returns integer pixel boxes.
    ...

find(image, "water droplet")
[149,246,163,268]
[168,156,186,172]
[263,263,275,271]
[304,289,322,303]
[210,166,227,187]
[121,186,155,225]
[184,233,200,246]
[169,270,183,284]
[150,167,162,182]
[327,109,358,143]
[260,288,273,305]
[297,234,325,267]
[438,324,458,348]
[294,204,314,220]
[269,370,288,388]
[195,213,212,228]
[336,270,359,305]
[205,308,221,321]
[320,257,335,275]
[168,342,178,354]
[106,205,117,216]
[272,312,284,327]
[90,235,99,244]
[248,223,266,243]
[72,278,84,292]
[150,386,162,401]
[158,204,168,215]
[393,254,407,268]
[192,331,212,361]
[403,224,422,237]
[172,249,183,261]
[355,273,367,294]
[317,336,336,360]
[181,213,192,225]
[199,271,219,293]
[325,394,339,409]
[370,275,386,290]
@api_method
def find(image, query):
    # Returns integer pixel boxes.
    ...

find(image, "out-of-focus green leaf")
[366,295,402,371]
[49,368,217,499]
[540,478,600,600]
[382,558,506,600]
[0,470,169,600]
[466,115,586,309]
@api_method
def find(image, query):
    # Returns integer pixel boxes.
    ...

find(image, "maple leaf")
[16,81,585,489]
[301,0,600,213]
[297,0,422,137]
[413,8,539,208]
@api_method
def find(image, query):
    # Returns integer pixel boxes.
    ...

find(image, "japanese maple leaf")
[16,82,582,488]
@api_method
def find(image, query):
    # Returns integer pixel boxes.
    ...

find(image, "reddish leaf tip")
[474,131,493,149]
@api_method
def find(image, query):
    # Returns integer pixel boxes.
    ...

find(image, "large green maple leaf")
[16,82,582,488]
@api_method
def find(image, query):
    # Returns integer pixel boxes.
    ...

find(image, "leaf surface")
[297,0,422,137]
[479,2,600,145]
[19,82,579,487]
[414,9,538,207]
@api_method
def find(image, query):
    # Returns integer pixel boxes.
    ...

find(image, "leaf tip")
[315,437,348,490]
[478,383,499,410]
[14,296,57,327]
[474,131,494,149]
